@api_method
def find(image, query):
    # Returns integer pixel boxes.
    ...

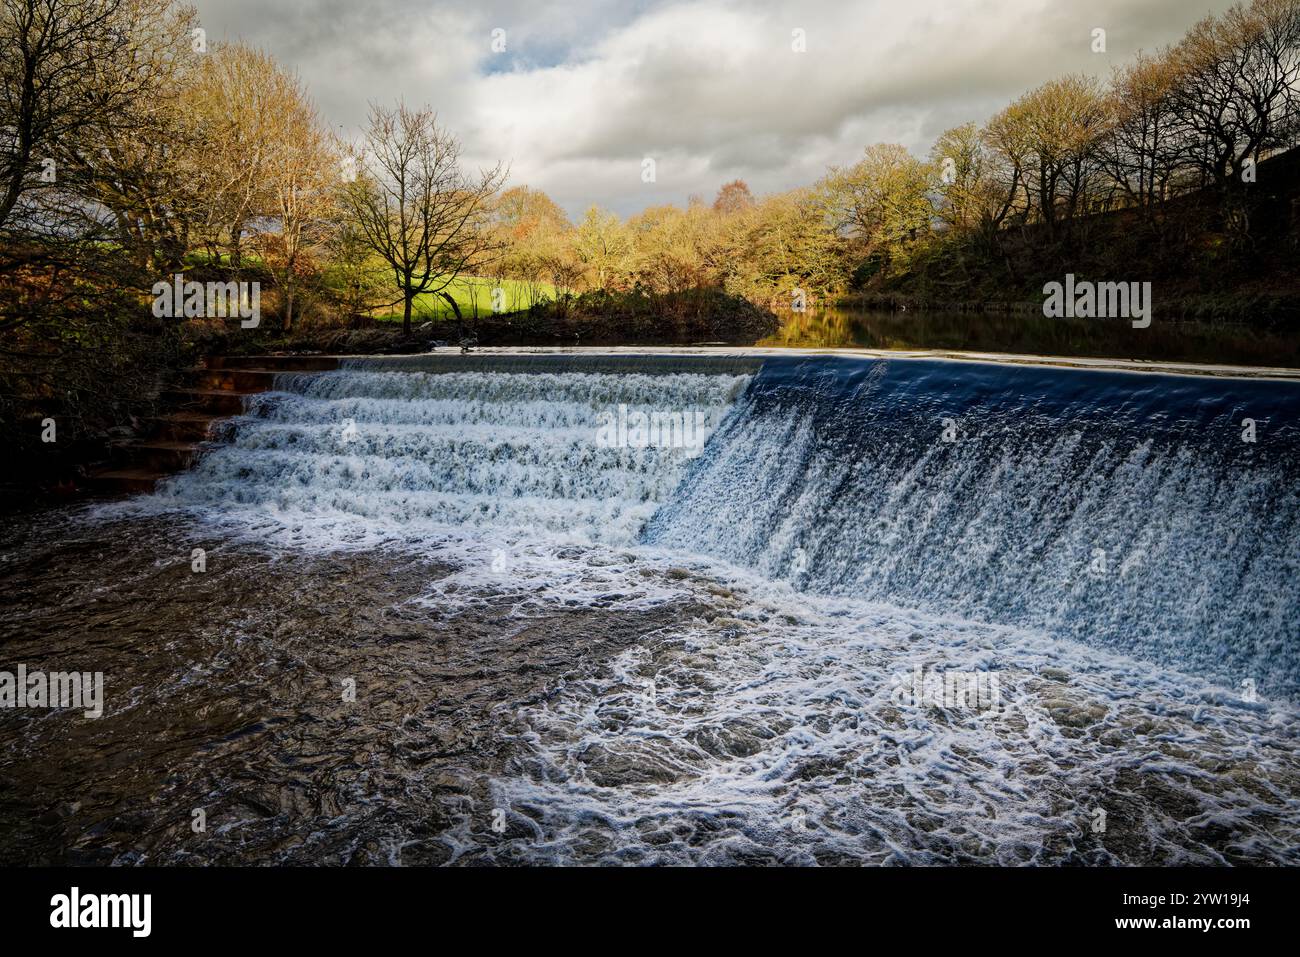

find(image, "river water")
[763,307,1300,368]
[1,353,1297,865]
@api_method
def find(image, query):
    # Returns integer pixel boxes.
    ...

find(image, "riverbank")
[189,302,1300,370]
[764,305,1300,368]
[195,287,782,357]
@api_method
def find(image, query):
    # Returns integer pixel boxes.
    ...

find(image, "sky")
[190,0,1236,219]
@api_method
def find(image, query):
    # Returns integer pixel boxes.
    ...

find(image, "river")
[763,307,1300,368]
[2,353,1297,865]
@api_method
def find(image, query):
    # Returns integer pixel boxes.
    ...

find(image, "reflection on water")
[762,308,1300,367]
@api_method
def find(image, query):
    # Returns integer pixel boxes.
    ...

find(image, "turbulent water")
[649,358,1300,700]
[2,354,1298,865]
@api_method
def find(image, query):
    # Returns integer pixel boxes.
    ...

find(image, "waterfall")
[645,356,1300,698]
[149,352,1300,698]
[154,359,754,546]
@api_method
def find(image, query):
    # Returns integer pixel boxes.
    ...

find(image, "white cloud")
[191,0,1236,218]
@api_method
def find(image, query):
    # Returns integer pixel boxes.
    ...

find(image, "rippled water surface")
[2,356,1298,865]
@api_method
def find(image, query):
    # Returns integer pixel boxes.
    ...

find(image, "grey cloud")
[190,0,1238,218]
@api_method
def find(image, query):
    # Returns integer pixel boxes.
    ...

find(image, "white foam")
[470,558,1300,865]
[100,369,750,550]
[82,362,1300,864]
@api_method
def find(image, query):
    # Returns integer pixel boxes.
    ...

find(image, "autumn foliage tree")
[712,180,755,215]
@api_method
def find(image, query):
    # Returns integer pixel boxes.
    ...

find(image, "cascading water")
[6,352,1299,865]
[646,357,1300,701]
[152,352,1300,700]
[154,357,758,547]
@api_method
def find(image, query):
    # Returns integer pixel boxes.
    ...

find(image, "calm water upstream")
[762,307,1300,368]
[2,354,1298,865]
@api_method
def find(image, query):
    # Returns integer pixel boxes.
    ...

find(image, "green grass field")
[182,253,550,324]
[372,277,554,322]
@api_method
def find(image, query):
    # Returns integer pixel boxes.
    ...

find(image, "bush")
[0,246,185,495]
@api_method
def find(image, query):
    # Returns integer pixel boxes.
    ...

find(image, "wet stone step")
[160,389,251,416]
[83,469,164,495]
[183,368,281,392]
[112,441,206,473]
[147,413,217,443]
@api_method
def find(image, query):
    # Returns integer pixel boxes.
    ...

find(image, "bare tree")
[981,103,1036,232]
[1169,0,1300,188]
[574,206,631,290]
[712,179,755,215]
[182,44,289,269]
[0,0,198,318]
[1099,53,1187,209]
[0,0,149,232]
[341,103,505,333]
[820,144,932,271]
[54,0,204,272]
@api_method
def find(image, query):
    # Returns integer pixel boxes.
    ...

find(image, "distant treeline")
[498,0,1300,311]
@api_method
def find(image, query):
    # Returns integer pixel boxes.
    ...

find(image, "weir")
[155,356,753,545]
[339,353,765,376]
[646,356,1300,699]
[152,352,1300,699]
